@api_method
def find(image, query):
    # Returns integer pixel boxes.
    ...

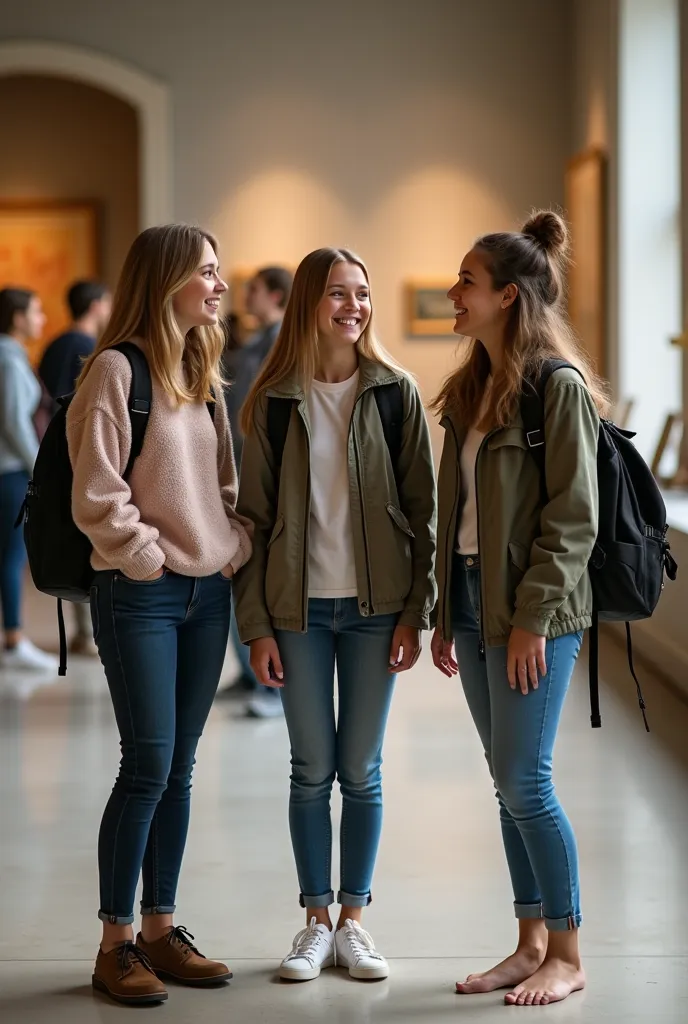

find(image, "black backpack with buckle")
[520,359,678,730]
[17,342,215,675]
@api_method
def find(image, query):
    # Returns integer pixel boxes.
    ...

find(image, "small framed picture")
[405,280,457,337]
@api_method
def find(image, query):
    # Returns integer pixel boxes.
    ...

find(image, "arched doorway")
[0,40,172,227]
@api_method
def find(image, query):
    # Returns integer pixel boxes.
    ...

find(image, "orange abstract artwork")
[0,202,98,366]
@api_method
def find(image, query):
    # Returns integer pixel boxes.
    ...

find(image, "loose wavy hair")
[77,224,225,403]
[241,247,408,434]
[430,210,609,429]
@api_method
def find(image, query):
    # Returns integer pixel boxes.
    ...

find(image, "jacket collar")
[267,354,402,400]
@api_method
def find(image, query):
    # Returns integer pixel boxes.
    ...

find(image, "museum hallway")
[0,583,687,1023]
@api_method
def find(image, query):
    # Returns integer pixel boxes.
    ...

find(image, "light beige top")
[67,348,253,580]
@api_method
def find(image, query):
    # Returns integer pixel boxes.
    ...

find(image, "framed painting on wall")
[405,280,456,337]
[0,200,99,365]
[565,148,606,375]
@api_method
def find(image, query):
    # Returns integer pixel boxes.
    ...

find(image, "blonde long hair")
[430,211,610,429]
[241,247,408,434]
[77,224,225,403]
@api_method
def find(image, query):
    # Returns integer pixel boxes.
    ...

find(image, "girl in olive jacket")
[234,247,436,983]
[431,211,608,1008]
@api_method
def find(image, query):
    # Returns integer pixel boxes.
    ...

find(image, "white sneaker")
[0,639,59,673]
[335,919,389,980]
[245,692,284,718]
[279,918,335,981]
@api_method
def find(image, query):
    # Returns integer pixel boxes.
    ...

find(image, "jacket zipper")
[352,397,374,614]
[474,428,498,659]
[298,405,312,632]
[474,432,488,659]
[442,417,462,640]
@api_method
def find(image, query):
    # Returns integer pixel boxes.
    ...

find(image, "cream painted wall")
[0,0,573,438]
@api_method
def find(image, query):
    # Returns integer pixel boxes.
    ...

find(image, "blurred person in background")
[218,265,292,717]
[40,280,112,406]
[0,287,58,672]
[39,280,112,657]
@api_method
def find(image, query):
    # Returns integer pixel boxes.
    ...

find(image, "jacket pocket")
[508,540,530,573]
[267,515,285,548]
[386,503,415,538]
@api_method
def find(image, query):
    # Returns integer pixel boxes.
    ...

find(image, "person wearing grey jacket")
[0,288,58,672]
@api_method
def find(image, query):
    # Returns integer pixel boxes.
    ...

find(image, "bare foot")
[456,946,545,995]
[504,957,585,1006]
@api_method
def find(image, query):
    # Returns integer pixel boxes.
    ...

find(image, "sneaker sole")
[279,957,335,982]
[92,975,168,1004]
[343,964,390,981]
[153,968,233,987]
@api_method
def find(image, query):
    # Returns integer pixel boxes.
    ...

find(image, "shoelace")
[166,925,205,960]
[342,921,385,963]
[284,918,329,966]
[116,941,156,979]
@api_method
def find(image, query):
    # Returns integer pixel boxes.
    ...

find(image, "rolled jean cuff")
[545,913,582,932]
[338,890,372,908]
[514,902,543,920]
[98,910,135,926]
[140,904,176,916]
[299,890,334,909]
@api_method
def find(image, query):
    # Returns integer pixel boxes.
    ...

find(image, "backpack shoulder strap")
[112,342,152,480]
[208,385,217,421]
[520,359,578,493]
[373,382,404,486]
[266,395,295,470]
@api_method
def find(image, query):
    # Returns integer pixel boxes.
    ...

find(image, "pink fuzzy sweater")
[66,348,253,580]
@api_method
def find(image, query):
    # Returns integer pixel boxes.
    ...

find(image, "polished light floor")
[1,584,688,1022]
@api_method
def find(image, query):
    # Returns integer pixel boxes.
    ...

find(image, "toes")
[517,991,529,1005]
[505,987,522,1005]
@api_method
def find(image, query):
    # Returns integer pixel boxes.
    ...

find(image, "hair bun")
[522,210,569,257]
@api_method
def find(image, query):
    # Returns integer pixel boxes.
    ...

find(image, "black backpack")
[17,341,215,675]
[266,381,404,482]
[520,359,678,730]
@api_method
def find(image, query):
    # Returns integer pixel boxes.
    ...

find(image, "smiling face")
[447,247,515,340]
[316,261,371,347]
[172,238,228,336]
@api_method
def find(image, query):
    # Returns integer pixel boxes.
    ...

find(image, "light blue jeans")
[275,598,398,908]
[451,554,583,930]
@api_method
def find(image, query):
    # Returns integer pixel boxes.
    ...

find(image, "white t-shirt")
[457,380,492,555]
[306,371,359,598]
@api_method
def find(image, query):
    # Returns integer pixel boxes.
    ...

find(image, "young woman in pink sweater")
[67,225,252,1006]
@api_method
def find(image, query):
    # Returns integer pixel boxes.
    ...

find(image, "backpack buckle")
[131,399,150,414]
[526,430,544,448]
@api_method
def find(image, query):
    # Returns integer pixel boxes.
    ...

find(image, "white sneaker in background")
[245,691,284,718]
[335,919,389,980]
[0,639,59,673]
[279,917,335,981]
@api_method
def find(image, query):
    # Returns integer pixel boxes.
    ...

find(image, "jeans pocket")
[116,569,168,586]
[89,586,100,642]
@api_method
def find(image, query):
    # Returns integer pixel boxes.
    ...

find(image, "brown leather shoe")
[137,926,232,987]
[92,942,168,1005]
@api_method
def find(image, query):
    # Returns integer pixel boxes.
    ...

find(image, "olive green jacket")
[233,357,437,641]
[435,367,599,646]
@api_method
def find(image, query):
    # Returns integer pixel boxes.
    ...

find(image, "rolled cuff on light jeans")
[98,910,135,926]
[338,890,372,909]
[546,913,582,932]
[140,904,176,916]
[299,890,334,909]
[514,901,543,920]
